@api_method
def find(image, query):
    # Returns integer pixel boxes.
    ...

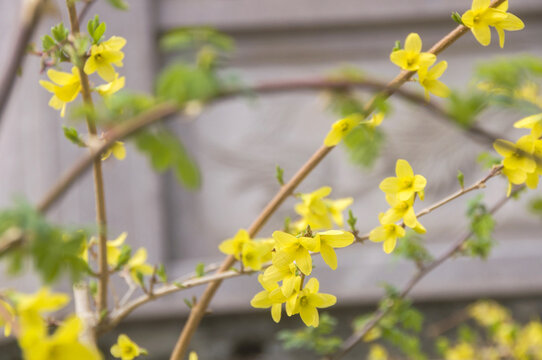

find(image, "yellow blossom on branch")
[418,61,450,100]
[250,275,286,323]
[493,0,525,48]
[514,113,542,137]
[272,231,319,276]
[218,229,250,260]
[84,36,126,82]
[290,278,336,327]
[95,75,125,97]
[390,33,436,72]
[323,114,362,147]
[361,112,384,129]
[241,240,273,271]
[369,214,406,254]
[262,263,300,298]
[39,67,82,117]
[379,159,427,201]
[316,230,355,270]
[126,248,154,286]
[294,186,353,231]
[101,141,127,161]
[111,334,147,360]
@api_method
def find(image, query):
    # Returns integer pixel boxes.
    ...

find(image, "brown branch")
[78,0,97,24]
[0,0,48,122]
[66,0,109,316]
[168,1,506,357]
[330,186,517,360]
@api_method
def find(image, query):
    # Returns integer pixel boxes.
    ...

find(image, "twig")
[0,0,48,122]
[330,186,517,360]
[66,0,109,316]
[168,1,506,357]
[78,0,96,24]
[73,282,97,346]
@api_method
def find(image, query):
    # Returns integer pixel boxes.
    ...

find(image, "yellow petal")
[271,303,282,323]
[383,237,397,254]
[295,249,312,275]
[396,159,414,178]
[472,24,491,46]
[320,243,338,270]
[318,230,355,248]
[311,293,337,308]
[472,0,490,12]
[300,305,318,327]
[404,33,422,53]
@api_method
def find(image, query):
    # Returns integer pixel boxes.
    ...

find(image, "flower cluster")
[218,229,274,271]
[493,113,542,196]
[1,288,101,360]
[390,33,450,100]
[40,36,126,118]
[461,0,524,48]
[369,159,427,253]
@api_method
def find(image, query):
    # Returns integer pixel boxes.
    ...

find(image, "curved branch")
[330,187,518,360]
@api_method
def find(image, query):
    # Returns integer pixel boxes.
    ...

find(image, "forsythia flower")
[218,229,250,260]
[189,352,198,360]
[102,141,127,161]
[468,300,510,327]
[126,248,154,286]
[390,33,436,71]
[418,61,450,100]
[39,67,82,117]
[241,240,274,271]
[84,36,127,82]
[324,114,362,147]
[461,0,524,47]
[514,112,542,137]
[110,334,148,360]
[250,275,286,323]
[316,230,355,270]
[294,186,353,231]
[445,342,476,360]
[381,194,418,228]
[368,344,389,360]
[95,75,125,97]
[379,159,427,201]
[514,321,542,359]
[262,263,300,297]
[361,112,384,128]
[0,299,14,336]
[369,214,406,254]
[272,231,319,275]
[290,278,336,327]
[20,315,101,360]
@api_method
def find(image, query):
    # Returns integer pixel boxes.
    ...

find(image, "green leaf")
[347,210,357,232]
[451,12,464,25]
[275,165,284,186]
[393,231,433,266]
[392,40,402,52]
[464,195,496,259]
[343,125,385,169]
[183,298,193,308]
[195,262,205,277]
[106,0,129,10]
[477,151,501,169]
[457,170,464,190]
[114,245,132,270]
[42,35,55,51]
[157,264,167,283]
[156,63,220,106]
[62,126,86,147]
[134,129,201,189]
[446,90,488,128]
[51,23,69,43]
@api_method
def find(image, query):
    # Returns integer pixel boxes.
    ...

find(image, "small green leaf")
[392,40,402,52]
[89,281,98,296]
[275,165,284,186]
[195,262,205,277]
[183,298,193,308]
[457,170,464,190]
[157,263,167,282]
[51,23,69,42]
[134,270,145,287]
[451,12,464,25]
[173,282,185,289]
[62,126,86,147]
[42,35,55,51]
[347,209,357,233]
[106,0,129,10]
[477,151,502,169]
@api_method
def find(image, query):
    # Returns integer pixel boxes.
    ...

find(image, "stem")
[66,0,109,315]
[73,283,97,345]
[168,1,508,355]
[330,187,517,360]
[0,0,48,123]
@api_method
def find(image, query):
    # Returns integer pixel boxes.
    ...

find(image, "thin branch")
[66,0,109,316]
[78,0,97,24]
[168,1,506,357]
[0,0,48,122]
[330,187,517,360]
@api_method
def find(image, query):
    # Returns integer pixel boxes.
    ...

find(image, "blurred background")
[0,0,542,359]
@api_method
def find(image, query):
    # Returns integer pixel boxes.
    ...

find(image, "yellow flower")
[95,75,125,97]
[291,278,336,327]
[514,321,542,359]
[101,141,127,161]
[218,229,250,260]
[84,36,126,82]
[390,33,436,72]
[514,113,542,138]
[294,186,353,231]
[111,334,147,360]
[262,263,300,298]
[493,1,525,48]
[20,315,101,360]
[468,300,510,327]
[0,299,14,336]
[250,275,287,323]
[126,248,154,286]
[189,352,198,360]
[272,231,320,276]
[379,159,427,201]
[103,232,128,267]
[445,342,476,360]
[316,230,355,270]
[369,214,406,254]
[39,67,82,117]
[361,112,384,129]
[418,61,450,100]
[241,240,274,271]
[324,114,362,147]
[381,194,418,228]
[461,0,509,46]
[368,344,389,360]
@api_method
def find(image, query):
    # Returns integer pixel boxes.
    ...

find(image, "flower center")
[300,296,308,307]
